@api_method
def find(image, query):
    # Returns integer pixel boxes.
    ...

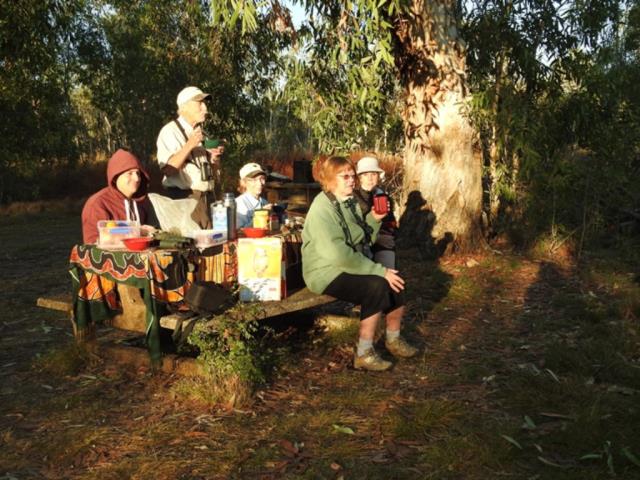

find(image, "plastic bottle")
[223,193,237,240]
[212,201,227,232]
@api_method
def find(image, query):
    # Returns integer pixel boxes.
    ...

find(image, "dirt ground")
[1,211,639,479]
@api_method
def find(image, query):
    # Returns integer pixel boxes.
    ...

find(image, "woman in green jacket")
[302,156,417,371]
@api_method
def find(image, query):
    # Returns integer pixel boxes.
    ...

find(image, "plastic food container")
[253,209,269,229]
[189,229,227,248]
[97,220,141,249]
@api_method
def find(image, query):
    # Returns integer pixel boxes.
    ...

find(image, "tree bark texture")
[394,0,483,251]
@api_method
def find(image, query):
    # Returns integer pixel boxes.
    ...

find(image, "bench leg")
[107,285,147,333]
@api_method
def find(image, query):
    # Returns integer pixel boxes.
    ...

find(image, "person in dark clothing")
[354,156,398,269]
[81,149,157,244]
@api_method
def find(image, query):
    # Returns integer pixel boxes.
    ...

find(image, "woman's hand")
[371,210,386,222]
[384,268,405,293]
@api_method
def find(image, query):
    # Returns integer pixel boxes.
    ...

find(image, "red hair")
[316,156,355,192]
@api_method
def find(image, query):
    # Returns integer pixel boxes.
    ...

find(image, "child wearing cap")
[235,162,272,228]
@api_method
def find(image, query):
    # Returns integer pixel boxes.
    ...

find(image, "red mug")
[373,194,389,215]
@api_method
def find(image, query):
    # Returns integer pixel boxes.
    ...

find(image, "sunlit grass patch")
[528,231,577,262]
[35,343,91,376]
[412,357,458,384]
[239,409,369,475]
[390,398,463,440]
[478,253,524,276]
[386,399,514,478]
[446,275,485,303]
[315,314,359,347]
[171,372,253,409]
[320,375,390,410]
[417,429,514,480]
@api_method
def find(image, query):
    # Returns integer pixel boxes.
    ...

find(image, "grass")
[171,372,254,409]
[2,211,640,478]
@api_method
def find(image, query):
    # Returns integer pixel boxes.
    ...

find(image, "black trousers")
[323,272,405,320]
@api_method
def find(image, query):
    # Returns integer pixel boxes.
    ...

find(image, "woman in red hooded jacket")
[81,149,157,243]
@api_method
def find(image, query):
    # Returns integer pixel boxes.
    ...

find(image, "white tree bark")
[396,0,484,251]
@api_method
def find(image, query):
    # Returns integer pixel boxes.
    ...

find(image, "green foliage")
[464,0,640,244]
[210,0,406,153]
[187,304,273,387]
[0,0,86,203]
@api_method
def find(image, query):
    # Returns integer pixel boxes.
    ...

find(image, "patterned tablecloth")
[69,245,199,364]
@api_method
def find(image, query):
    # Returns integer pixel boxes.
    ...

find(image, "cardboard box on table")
[237,237,285,301]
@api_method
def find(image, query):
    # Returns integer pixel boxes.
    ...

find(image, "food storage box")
[189,229,227,249]
[97,220,141,249]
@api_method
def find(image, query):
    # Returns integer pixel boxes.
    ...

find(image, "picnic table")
[39,233,333,365]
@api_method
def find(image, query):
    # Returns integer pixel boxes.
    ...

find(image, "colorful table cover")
[69,245,197,364]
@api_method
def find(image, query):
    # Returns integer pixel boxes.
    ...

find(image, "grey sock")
[386,329,400,342]
[357,338,373,357]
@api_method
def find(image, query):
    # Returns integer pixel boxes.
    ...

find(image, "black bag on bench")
[185,281,233,316]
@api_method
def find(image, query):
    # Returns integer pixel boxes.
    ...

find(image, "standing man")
[156,86,225,228]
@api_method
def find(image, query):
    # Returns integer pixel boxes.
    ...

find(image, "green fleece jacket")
[302,192,385,294]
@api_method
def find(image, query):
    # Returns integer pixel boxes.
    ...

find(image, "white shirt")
[156,116,215,192]
[236,192,268,228]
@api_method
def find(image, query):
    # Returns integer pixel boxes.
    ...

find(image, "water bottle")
[212,201,227,232]
[223,193,237,240]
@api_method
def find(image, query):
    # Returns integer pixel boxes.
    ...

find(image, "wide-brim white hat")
[356,156,385,180]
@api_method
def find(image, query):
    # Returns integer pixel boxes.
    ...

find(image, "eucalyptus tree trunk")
[394,0,484,251]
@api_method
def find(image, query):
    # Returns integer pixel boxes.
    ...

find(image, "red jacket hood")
[106,149,150,200]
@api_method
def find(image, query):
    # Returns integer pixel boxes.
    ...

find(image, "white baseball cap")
[176,86,210,107]
[356,156,385,180]
[239,162,267,179]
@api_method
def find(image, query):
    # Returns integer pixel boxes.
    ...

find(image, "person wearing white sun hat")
[156,86,226,228]
[354,156,398,269]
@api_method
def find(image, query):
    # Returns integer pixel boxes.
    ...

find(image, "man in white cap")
[235,162,272,228]
[156,86,225,228]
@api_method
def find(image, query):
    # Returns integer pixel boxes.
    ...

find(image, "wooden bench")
[37,286,334,337]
